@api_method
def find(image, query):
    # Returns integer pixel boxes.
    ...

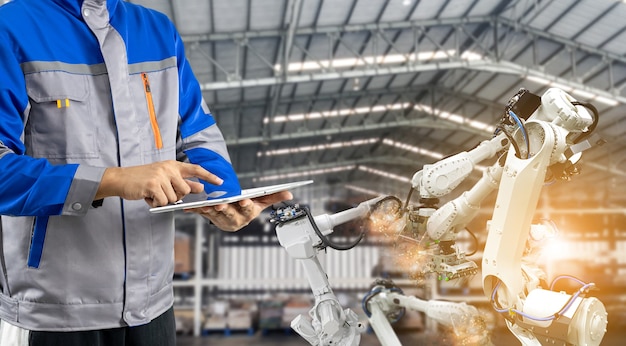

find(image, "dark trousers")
[28,307,176,346]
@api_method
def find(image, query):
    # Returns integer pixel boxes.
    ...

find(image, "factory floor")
[176,326,626,345]
[176,331,496,345]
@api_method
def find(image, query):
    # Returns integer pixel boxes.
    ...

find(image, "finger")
[213,203,228,212]
[144,197,154,207]
[238,199,253,208]
[252,191,293,207]
[193,206,219,216]
[149,190,169,207]
[179,162,223,186]
[237,199,256,217]
[220,209,236,219]
[215,204,236,217]
[169,176,192,198]
[186,179,206,194]
[160,181,180,204]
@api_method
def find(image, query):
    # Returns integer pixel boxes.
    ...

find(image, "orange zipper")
[141,72,163,149]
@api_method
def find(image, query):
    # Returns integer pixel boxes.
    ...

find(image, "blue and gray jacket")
[0,0,240,330]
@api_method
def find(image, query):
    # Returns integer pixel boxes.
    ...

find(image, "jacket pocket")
[24,71,99,160]
[27,216,49,269]
[141,72,163,150]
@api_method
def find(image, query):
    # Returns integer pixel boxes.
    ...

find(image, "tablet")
[149,180,313,213]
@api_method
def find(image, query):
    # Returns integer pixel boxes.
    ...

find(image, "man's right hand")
[95,160,223,207]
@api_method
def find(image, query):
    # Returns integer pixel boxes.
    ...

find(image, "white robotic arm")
[401,87,607,345]
[362,279,491,346]
[482,89,607,345]
[271,197,386,346]
[411,132,508,200]
[269,87,607,346]
[271,196,490,346]
[400,123,510,282]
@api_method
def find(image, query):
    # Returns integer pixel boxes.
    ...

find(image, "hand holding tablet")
[149,180,313,213]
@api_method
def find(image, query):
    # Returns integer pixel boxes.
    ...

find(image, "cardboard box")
[174,309,201,335]
[282,297,312,327]
[228,308,254,329]
[174,231,194,275]
[203,315,227,330]
[258,300,284,329]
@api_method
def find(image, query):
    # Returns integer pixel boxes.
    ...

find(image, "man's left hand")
[184,191,293,231]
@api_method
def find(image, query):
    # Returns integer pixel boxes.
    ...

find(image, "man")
[0,0,291,344]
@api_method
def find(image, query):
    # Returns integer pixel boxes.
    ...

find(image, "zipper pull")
[142,72,151,93]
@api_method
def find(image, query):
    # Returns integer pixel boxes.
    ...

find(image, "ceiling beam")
[225,114,491,147]
[210,84,504,112]
[497,16,626,66]
[183,15,626,67]
[201,58,626,104]
[236,155,421,179]
[182,16,490,42]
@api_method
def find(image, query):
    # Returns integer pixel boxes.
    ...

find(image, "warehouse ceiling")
[130,0,626,212]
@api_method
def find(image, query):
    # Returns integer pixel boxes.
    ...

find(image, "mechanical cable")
[281,196,402,252]
[549,275,587,291]
[303,205,364,251]
[508,110,530,159]
[571,101,599,144]
[490,279,593,322]
[403,187,414,211]
[496,126,522,159]
[463,227,479,257]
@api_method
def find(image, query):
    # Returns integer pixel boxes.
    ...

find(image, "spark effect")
[368,203,479,284]
[368,206,438,283]
[446,312,493,346]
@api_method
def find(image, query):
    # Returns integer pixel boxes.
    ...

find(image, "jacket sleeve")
[0,31,103,217]
[174,29,242,198]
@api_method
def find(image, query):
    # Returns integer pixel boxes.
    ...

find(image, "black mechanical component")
[362,279,406,323]
[505,88,541,121]
[269,204,307,225]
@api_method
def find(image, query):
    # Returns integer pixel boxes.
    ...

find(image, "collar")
[50,0,119,19]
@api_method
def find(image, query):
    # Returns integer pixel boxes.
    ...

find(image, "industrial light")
[525,75,619,106]
[358,166,411,183]
[265,102,495,133]
[266,103,411,123]
[382,139,444,160]
[254,165,355,182]
[258,138,379,157]
[275,50,457,72]
[255,136,489,184]
[345,184,381,196]
[413,104,496,132]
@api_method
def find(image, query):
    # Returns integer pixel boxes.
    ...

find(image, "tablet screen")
[149,180,313,213]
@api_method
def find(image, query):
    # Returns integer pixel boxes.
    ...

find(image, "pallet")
[202,327,255,337]
[173,272,192,280]
[260,327,293,336]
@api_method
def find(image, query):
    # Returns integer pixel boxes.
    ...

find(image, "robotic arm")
[362,279,491,346]
[481,89,607,346]
[270,87,607,346]
[392,132,509,281]
[270,197,386,346]
[407,88,607,345]
[271,197,490,346]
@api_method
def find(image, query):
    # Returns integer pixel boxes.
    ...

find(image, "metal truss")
[183,15,626,100]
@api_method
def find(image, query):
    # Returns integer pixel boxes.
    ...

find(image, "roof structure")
[130,0,626,212]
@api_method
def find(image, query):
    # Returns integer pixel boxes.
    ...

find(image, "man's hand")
[185,190,293,232]
[96,161,223,207]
